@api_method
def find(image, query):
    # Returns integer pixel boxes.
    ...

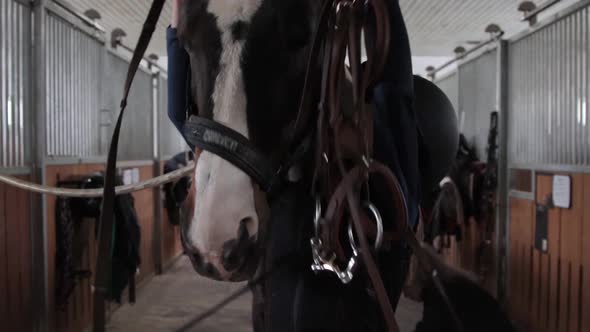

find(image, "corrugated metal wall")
[45,11,102,158]
[158,75,188,158]
[435,72,459,114]
[0,0,31,168]
[509,6,590,167]
[101,52,153,161]
[457,49,498,157]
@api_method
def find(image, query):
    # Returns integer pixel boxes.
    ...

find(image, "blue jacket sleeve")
[166,26,194,149]
[371,0,420,227]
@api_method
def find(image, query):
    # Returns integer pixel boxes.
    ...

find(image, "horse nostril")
[189,252,204,269]
[222,239,242,271]
[241,217,254,226]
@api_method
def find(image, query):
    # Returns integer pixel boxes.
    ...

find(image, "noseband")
[184,116,277,192]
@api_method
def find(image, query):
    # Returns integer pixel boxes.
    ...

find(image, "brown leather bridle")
[95,1,464,331]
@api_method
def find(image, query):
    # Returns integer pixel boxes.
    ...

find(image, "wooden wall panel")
[558,174,583,332]
[508,197,535,326]
[136,166,155,281]
[547,207,561,332]
[6,183,19,330]
[20,178,32,332]
[0,181,7,327]
[582,175,590,332]
[45,164,158,332]
[46,164,103,332]
[535,175,552,332]
[0,175,33,331]
[440,218,498,295]
[509,172,590,332]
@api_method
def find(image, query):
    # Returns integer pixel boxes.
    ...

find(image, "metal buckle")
[311,237,358,284]
[310,197,360,284]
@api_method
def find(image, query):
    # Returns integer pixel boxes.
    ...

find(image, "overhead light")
[484,23,503,38]
[517,1,537,14]
[425,66,436,80]
[111,28,127,49]
[84,9,101,21]
[453,46,466,57]
[518,1,538,25]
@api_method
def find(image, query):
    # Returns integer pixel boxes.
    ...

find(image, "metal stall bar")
[44,1,105,161]
[102,49,154,162]
[495,39,510,306]
[428,33,504,80]
[508,1,590,170]
[51,0,106,33]
[456,48,498,158]
[523,0,563,23]
[32,0,49,330]
[0,0,30,170]
[1,0,6,167]
[17,3,25,167]
[584,7,589,166]
[152,70,163,275]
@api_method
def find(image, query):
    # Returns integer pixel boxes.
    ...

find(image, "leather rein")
[95,1,464,331]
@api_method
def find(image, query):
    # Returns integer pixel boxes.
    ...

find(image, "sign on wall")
[122,168,140,185]
[552,175,571,209]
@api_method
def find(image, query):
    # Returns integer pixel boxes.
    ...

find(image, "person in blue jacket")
[166,0,194,150]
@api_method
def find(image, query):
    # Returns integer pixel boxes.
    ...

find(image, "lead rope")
[93,0,166,331]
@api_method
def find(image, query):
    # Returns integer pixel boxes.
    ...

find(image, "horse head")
[176,0,320,281]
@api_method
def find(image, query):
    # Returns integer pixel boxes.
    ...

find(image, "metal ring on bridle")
[347,201,383,251]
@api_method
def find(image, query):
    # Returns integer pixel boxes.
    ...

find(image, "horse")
[173,1,509,331]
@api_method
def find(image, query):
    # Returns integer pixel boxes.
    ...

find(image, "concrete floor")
[106,256,422,332]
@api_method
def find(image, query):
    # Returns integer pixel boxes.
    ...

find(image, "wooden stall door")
[582,175,590,332]
[508,196,535,327]
[0,176,33,331]
[509,173,589,332]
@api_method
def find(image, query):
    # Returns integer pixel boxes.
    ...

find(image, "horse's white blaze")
[188,0,263,274]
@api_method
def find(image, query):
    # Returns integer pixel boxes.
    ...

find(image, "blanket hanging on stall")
[54,172,141,308]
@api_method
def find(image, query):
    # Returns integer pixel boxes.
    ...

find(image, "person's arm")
[167,0,194,148]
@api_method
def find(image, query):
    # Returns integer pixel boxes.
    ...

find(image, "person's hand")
[171,0,183,28]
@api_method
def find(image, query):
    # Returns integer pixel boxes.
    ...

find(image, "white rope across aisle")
[0,162,195,198]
